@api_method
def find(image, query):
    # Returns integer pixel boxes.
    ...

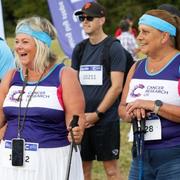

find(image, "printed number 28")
[145,125,153,133]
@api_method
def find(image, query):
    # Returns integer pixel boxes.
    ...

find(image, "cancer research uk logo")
[9,90,50,102]
[130,83,169,97]
[130,84,145,97]
[10,90,23,102]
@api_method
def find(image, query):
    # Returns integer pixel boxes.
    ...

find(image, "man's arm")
[96,71,124,112]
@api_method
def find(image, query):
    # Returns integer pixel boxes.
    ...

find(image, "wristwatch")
[95,110,104,119]
[153,100,163,114]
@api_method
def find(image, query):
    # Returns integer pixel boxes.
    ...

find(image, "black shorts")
[80,121,120,161]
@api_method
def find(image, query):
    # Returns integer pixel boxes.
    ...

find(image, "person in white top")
[117,19,139,60]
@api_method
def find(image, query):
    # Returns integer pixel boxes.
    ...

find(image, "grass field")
[7,38,132,180]
[92,122,132,180]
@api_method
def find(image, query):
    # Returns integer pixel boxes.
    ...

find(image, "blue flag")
[0,0,5,39]
[47,0,94,58]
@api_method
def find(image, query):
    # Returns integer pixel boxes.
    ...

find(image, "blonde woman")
[0,16,85,180]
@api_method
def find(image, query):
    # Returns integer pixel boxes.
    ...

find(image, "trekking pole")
[65,115,79,180]
[138,118,146,180]
[132,117,146,180]
[132,118,139,159]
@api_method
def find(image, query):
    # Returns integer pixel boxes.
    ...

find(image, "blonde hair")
[15,16,58,73]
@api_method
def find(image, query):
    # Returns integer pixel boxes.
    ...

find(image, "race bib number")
[128,113,162,142]
[0,140,39,170]
[79,65,103,85]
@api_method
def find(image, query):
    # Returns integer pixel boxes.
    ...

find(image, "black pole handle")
[69,115,79,152]
[132,118,138,134]
[70,115,79,128]
[140,117,146,133]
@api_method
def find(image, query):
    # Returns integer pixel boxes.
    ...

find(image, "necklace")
[17,69,44,138]
[148,57,168,73]
[149,68,155,73]
[148,50,179,73]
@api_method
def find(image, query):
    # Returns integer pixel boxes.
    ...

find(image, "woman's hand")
[126,99,154,120]
[128,108,146,121]
[67,126,84,144]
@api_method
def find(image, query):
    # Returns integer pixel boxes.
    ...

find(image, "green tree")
[2,0,50,36]
[2,0,180,36]
[98,0,180,35]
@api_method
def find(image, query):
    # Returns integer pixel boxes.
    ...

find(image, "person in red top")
[115,14,137,37]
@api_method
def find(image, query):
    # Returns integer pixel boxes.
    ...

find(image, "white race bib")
[128,113,162,142]
[79,65,103,85]
[0,140,39,171]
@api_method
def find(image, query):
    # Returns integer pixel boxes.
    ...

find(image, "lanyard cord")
[17,69,44,138]
[132,118,146,180]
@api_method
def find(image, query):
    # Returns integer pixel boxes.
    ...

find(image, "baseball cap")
[75,2,106,17]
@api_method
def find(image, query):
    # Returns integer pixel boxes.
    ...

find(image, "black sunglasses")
[78,16,94,22]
